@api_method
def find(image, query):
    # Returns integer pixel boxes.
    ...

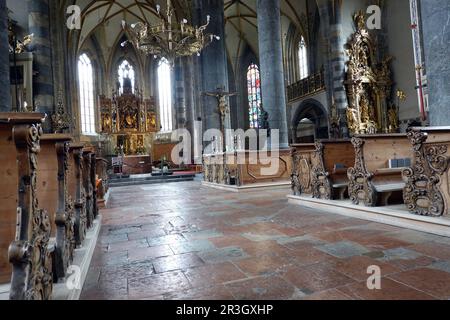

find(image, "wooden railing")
[287,70,326,102]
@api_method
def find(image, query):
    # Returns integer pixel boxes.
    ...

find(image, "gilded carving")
[345,11,394,135]
[402,129,447,216]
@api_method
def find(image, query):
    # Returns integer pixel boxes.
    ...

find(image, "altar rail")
[287,70,326,102]
[0,113,102,300]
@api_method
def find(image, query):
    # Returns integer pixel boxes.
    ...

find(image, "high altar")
[99,77,158,174]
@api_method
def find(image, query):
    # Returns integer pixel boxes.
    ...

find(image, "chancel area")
[1,0,450,301]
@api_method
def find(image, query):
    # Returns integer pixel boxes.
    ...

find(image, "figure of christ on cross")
[203,87,238,151]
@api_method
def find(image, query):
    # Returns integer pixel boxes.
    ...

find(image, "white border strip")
[288,195,450,237]
[202,181,291,193]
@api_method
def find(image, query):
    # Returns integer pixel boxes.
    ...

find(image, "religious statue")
[387,105,399,133]
[329,103,341,140]
[203,87,237,133]
[259,104,270,131]
[102,114,112,132]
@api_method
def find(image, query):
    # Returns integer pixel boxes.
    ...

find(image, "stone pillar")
[317,0,348,137]
[28,0,54,125]
[420,0,450,126]
[174,57,186,129]
[194,0,229,133]
[256,0,289,149]
[184,56,195,136]
[0,0,11,112]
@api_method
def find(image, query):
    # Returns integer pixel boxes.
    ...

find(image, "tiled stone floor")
[81,181,450,300]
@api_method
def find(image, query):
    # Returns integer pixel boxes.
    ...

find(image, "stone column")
[174,57,186,129]
[27,0,54,125]
[420,0,450,126]
[193,0,229,133]
[256,0,289,149]
[0,0,11,112]
[317,0,348,137]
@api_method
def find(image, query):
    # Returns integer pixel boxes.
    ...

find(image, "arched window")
[158,58,173,132]
[247,63,262,129]
[118,60,135,94]
[298,36,309,80]
[78,53,96,135]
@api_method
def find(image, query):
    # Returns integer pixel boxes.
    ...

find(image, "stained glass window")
[118,60,135,94]
[78,53,96,135]
[158,58,173,132]
[298,36,309,80]
[247,63,262,129]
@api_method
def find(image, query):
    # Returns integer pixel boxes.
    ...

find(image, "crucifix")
[203,87,238,151]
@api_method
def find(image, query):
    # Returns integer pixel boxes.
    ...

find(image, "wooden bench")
[403,127,450,216]
[290,144,317,195]
[0,112,53,300]
[36,134,75,281]
[96,157,109,208]
[348,134,413,207]
[310,140,355,200]
[68,143,87,246]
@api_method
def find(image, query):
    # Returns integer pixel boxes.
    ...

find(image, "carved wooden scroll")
[73,148,87,246]
[347,137,377,206]
[402,129,448,216]
[9,124,53,300]
[311,142,332,200]
[83,152,94,229]
[290,148,302,196]
[91,155,99,219]
[53,142,75,279]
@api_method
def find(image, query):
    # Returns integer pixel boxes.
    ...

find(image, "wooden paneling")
[153,143,177,163]
[36,140,58,237]
[0,126,18,284]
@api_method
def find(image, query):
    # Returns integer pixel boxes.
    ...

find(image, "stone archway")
[292,99,329,143]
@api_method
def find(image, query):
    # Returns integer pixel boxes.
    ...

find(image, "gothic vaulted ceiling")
[70,0,309,72]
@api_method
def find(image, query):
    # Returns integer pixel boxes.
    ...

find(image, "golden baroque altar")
[99,86,158,156]
[344,11,398,135]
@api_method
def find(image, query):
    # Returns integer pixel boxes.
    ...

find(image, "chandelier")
[122,0,220,66]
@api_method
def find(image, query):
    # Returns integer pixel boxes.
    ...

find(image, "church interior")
[1,0,450,301]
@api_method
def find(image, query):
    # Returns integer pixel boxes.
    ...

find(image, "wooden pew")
[83,150,95,229]
[36,134,75,280]
[0,113,53,300]
[403,127,450,217]
[290,144,317,196]
[68,143,87,246]
[91,153,99,220]
[348,134,413,207]
[96,157,109,208]
[311,140,355,200]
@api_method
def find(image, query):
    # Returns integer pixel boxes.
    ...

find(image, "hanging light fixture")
[122,0,220,67]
